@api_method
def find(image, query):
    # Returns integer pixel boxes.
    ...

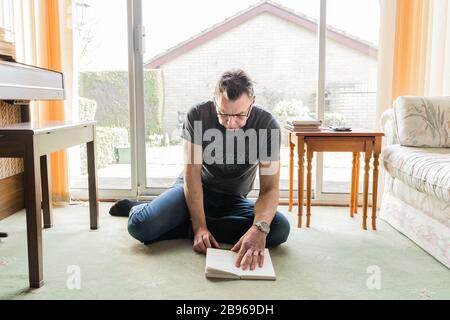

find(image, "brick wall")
[156,13,377,137]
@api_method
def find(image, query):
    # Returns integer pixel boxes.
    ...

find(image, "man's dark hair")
[215,69,254,101]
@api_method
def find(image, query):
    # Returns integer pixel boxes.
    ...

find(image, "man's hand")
[193,227,221,254]
[231,226,266,271]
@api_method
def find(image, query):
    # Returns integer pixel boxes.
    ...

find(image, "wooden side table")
[287,129,384,230]
[0,121,98,288]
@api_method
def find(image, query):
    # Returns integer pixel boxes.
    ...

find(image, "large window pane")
[323,0,379,194]
[0,0,13,32]
[142,0,319,191]
[69,0,131,191]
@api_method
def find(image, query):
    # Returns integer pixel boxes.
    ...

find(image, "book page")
[238,249,276,280]
[206,248,276,280]
[206,248,240,276]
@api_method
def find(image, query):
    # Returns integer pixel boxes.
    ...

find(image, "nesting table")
[287,129,384,230]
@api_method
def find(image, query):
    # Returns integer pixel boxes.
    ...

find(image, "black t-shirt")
[182,100,280,197]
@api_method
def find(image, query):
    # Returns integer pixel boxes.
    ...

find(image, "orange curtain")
[35,0,70,203]
[391,0,430,99]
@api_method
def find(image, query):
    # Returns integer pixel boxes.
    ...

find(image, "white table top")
[0,121,96,135]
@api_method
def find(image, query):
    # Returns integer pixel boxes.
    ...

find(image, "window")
[68,0,132,194]
[64,0,381,202]
[322,0,379,195]
[141,0,320,193]
[0,0,13,36]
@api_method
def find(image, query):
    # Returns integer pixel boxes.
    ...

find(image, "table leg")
[354,154,360,214]
[350,152,357,218]
[288,135,294,212]
[40,154,52,229]
[297,137,305,228]
[362,143,372,230]
[24,140,44,288]
[372,138,381,230]
[87,139,99,230]
[306,148,313,228]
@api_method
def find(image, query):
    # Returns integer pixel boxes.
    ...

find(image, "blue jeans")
[128,175,290,247]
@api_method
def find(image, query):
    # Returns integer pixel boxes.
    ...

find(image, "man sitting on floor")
[109,69,290,270]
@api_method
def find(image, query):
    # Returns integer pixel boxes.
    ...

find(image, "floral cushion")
[382,145,450,204]
[394,96,450,148]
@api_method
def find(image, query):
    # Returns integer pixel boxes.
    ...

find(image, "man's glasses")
[214,99,253,121]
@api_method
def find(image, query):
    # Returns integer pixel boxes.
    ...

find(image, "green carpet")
[0,202,449,300]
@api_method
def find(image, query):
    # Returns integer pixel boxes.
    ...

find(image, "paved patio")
[71,146,372,194]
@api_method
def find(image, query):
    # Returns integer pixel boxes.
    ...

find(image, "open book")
[205,248,276,280]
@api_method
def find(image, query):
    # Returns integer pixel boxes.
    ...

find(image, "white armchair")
[379,96,450,269]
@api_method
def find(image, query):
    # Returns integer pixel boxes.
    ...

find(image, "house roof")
[144,0,378,69]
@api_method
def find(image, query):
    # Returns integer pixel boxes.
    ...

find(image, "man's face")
[214,93,255,130]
